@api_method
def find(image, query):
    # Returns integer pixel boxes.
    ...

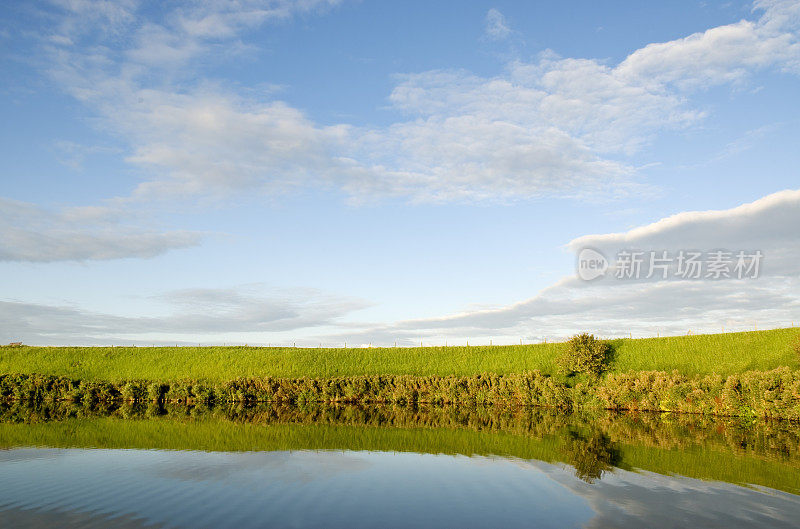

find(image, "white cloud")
[0,284,367,344]
[118,92,352,199]
[485,8,511,40]
[48,0,138,40]
[5,190,799,342]
[9,1,800,262]
[155,285,367,333]
[338,0,800,201]
[5,0,348,263]
[49,0,342,66]
[317,189,800,343]
[569,188,800,277]
[0,198,202,262]
[616,3,800,89]
[37,1,800,205]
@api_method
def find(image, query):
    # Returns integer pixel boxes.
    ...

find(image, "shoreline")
[2,367,799,421]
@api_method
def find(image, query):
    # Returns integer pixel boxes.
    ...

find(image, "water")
[1,402,799,528]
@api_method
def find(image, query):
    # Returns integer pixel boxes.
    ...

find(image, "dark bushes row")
[0,372,571,408]
[1,368,799,420]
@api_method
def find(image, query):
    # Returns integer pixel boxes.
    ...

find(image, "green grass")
[605,328,799,374]
[1,328,797,383]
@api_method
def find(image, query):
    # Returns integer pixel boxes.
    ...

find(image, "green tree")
[557,333,610,376]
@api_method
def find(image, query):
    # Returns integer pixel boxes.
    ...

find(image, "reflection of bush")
[7,400,798,467]
[2,400,800,489]
[562,429,621,483]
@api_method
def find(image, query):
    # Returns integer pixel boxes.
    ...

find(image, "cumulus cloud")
[0,198,202,262]
[617,0,800,88]
[36,0,800,205]
[317,189,800,343]
[120,93,351,199]
[569,188,800,277]
[2,0,346,263]
[0,285,367,344]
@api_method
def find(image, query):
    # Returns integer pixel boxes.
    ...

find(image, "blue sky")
[2,0,799,345]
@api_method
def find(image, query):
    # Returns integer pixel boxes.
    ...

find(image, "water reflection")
[1,400,798,489]
[562,429,621,483]
[0,448,798,529]
[0,401,799,528]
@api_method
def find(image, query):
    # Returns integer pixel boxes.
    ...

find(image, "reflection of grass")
[1,403,799,495]
[618,444,800,494]
[1,328,797,382]
[0,415,565,464]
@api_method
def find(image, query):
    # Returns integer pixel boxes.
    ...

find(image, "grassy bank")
[1,328,798,382]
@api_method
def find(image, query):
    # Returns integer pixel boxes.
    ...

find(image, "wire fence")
[9,321,798,349]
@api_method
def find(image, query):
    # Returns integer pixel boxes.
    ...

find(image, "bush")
[120,381,148,402]
[1,369,798,419]
[147,382,168,402]
[794,334,800,359]
[557,333,609,376]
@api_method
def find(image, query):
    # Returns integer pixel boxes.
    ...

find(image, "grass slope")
[1,328,797,383]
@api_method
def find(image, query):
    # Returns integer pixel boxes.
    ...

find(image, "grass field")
[1,327,798,382]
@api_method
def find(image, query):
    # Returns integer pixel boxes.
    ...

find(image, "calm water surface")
[1,403,799,528]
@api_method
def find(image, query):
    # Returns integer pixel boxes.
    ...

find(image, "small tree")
[557,333,609,376]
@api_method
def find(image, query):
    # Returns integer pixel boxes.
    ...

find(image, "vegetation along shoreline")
[2,329,799,420]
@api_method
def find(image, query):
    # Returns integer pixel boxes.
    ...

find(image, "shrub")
[557,333,610,376]
[1,369,798,419]
[193,383,215,405]
[120,381,148,402]
[147,382,168,402]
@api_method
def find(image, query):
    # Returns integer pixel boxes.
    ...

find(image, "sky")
[1,0,799,346]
